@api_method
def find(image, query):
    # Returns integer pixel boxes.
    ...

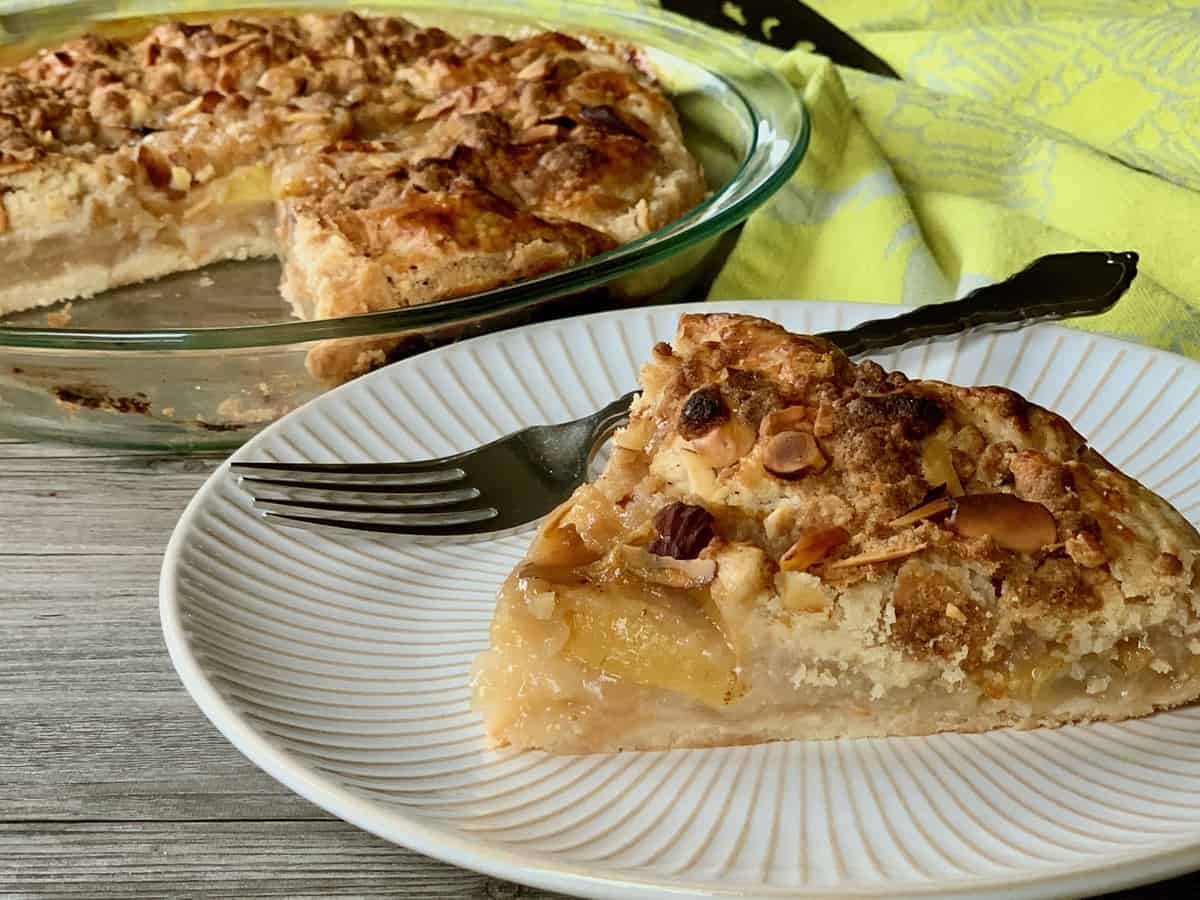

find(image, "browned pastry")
[0,13,705,333]
[471,313,1200,753]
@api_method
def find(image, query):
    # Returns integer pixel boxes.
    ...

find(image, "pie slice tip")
[471,312,1200,753]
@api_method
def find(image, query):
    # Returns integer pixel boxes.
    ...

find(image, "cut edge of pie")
[471,313,1200,754]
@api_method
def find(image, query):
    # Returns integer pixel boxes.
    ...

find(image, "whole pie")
[0,14,705,335]
[471,313,1200,753]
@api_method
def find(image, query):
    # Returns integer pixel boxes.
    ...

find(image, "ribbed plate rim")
[160,300,1200,900]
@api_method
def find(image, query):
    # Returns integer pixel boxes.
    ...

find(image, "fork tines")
[230,460,499,535]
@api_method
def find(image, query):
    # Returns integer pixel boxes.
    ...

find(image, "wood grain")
[0,435,1194,898]
[0,823,564,898]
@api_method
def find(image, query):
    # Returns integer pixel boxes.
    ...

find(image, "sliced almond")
[763,430,826,478]
[948,492,1056,553]
[168,93,206,122]
[207,35,259,58]
[829,543,928,569]
[689,418,755,470]
[518,122,562,143]
[781,526,849,572]
[516,58,551,80]
[888,495,955,528]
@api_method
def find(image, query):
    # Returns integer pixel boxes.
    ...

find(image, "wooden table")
[2,432,1197,898]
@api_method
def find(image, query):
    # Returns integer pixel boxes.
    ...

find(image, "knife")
[659,0,901,79]
[820,251,1140,357]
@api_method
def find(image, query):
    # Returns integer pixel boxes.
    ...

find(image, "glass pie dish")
[0,0,808,450]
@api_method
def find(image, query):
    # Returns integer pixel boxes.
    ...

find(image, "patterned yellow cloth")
[702,1,1200,357]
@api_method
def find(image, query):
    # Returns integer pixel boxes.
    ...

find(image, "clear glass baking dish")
[0,0,808,450]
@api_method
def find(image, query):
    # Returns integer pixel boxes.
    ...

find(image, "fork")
[232,250,1138,537]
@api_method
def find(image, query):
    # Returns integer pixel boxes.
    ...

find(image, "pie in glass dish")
[0,13,704,322]
[471,313,1200,753]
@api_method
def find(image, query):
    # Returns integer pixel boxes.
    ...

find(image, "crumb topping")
[1,13,704,308]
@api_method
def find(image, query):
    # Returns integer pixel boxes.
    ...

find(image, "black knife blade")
[659,0,901,79]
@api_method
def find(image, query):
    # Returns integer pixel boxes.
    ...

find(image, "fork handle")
[820,250,1138,357]
[596,250,1139,428]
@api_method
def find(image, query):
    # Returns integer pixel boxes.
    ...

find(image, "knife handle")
[659,0,901,79]
[821,251,1139,358]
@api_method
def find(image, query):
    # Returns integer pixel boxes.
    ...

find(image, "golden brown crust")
[0,13,705,328]
[473,313,1200,753]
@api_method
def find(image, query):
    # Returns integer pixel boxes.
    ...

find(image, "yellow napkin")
[703,1,1200,357]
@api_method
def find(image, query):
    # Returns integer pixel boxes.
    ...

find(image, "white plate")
[161,301,1200,900]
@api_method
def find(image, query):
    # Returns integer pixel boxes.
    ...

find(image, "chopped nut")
[944,602,966,623]
[762,429,826,478]
[781,526,849,572]
[169,165,192,192]
[829,543,927,569]
[648,501,715,560]
[758,405,810,438]
[949,492,1056,553]
[618,544,716,588]
[689,418,756,470]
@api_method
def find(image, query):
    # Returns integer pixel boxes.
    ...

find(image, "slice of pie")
[471,313,1200,753]
[0,14,705,341]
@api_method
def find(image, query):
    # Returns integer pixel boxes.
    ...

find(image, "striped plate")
[160,301,1200,900]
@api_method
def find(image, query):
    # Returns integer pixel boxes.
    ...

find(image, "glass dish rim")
[0,0,810,352]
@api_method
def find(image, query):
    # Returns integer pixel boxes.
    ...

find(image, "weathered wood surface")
[0,433,1194,898]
